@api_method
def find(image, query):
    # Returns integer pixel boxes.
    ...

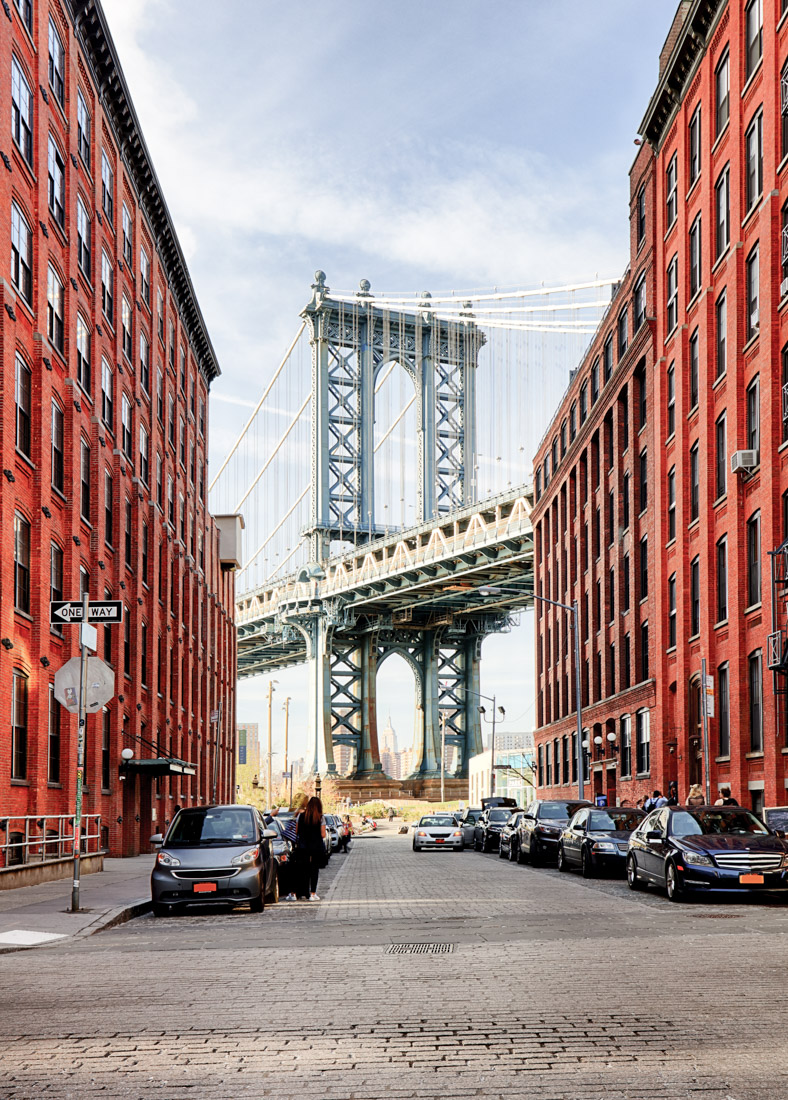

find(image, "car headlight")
[683,850,713,866]
[592,841,617,853]
[780,854,788,869]
[453,831,462,837]
[157,851,180,867]
[231,846,260,866]
[417,831,427,837]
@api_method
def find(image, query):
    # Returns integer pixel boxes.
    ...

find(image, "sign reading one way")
[50,600,123,625]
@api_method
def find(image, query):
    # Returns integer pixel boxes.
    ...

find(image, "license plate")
[435,838,444,844]
[193,882,217,893]
[740,873,764,885]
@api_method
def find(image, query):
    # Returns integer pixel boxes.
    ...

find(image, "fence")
[0,814,104,869]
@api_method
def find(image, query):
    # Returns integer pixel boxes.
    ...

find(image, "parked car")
[627,805,788,902]
[412,815,464,852]
[474,807,519,852]
[150,804,278,916]
[257,813,292,899]
[324,814,341,851]
[456,807,482,848]
[516,800,593,865]
[557,806,645,877]
[498,811,526,861]
[481,796,519,810]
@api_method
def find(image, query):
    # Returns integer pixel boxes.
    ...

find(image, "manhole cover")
[386,942,455,955]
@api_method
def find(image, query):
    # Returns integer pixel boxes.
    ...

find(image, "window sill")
[14,608,34,623]
[714,756,731,765]
[779,153,788,177]
[635,773,651,780]
[741,201,761,231]
[688,633,700,643]
[713,493,727,508]
[711,246,730,274]
[685,176,701,204]
[741,58,763,100]
[47,782,63,789]
[711,121,729,157]
[664,220,677,245]
[712,371,727,391]
[745,751,764,760]
[744,602,762,615]
[688,518,699,531]
[10,779,30,787]
[779,6,788,32]
[779,439,788,454]
[666,645,676,654]
[15,448,35,472]
[714,618,728,630]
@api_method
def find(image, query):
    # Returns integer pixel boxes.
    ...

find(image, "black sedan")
[473,807,518,852]
[498,812,526,861]
[516,799,593,865]
[627,805,788,902]
[557,806,645,877]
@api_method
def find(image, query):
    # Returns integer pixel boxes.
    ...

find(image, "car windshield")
[420,816,454,827]
[588,810,643,832]
[464,813,477,824]
[166,808,256,847]
[489,810,511,822]
[540,804,570,820]
[671,809,770,837]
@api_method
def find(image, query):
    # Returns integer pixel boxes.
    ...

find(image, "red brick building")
[1,0,237,860]
[534,0,788,816]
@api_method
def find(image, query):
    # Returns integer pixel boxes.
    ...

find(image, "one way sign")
[50,600,124,625]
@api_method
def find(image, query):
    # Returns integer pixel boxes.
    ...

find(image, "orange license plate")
[740,873,764,884]
[435,839,444,843]
[193,882,217,893]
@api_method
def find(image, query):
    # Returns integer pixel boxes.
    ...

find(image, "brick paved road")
[2,826,788,1099]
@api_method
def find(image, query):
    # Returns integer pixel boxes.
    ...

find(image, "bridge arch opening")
[376,650,419,779]
[374,360,419,534]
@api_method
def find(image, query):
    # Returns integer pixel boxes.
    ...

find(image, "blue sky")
[103,0,677,769]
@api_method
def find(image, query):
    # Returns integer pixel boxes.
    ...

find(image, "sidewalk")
[0,855,153,953]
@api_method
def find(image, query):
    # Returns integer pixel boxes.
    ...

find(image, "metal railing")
[0,814,103,869]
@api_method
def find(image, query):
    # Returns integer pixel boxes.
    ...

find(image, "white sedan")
[412,815,464,852]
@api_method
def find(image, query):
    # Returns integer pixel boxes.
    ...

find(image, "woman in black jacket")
[295,797,327,901]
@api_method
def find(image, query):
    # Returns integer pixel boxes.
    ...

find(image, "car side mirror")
[646,830,663,843]
[777,829,787,839]
[150,833,163,846]
[262,828,277,839]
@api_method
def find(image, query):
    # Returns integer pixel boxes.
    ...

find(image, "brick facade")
[533,0,788,816]
[1,0,236,857]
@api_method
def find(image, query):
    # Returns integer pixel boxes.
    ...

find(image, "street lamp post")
[478,586,584,801]
[465,686,506,798]
[266,680,278,810]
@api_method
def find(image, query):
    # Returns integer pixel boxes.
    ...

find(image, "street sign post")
[50,600,123,625]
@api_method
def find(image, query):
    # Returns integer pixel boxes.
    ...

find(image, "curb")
[0,895,151,954]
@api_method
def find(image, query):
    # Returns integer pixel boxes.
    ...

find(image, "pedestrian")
[715,785,739,807]
[686,783,705,808]
[339,815,353,853]
[294,796,327,902]
[667,782,679,807]
[653,789,669,808]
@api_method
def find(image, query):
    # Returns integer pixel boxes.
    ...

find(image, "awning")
[121,757,196,778]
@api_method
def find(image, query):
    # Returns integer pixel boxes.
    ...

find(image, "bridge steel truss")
[236,485,535,781]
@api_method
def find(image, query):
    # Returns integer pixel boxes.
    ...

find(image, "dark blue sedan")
[627,806,788,902]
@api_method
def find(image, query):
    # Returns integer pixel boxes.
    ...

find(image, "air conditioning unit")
[731,449,759,474]
[750,309,760,330]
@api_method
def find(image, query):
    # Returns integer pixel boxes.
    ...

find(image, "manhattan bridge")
[210,272,616,796]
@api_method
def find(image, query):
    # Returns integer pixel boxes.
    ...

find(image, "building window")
[122,203,133,267]
[747,510,761,606]
[666,363,675,438]
[666,153,677,227]
[199,397,205,438]
[715,412,726,500]
[11,56,33,165]
[122,297,133,360]
[622,472,630,532]
[640,621,649,681]
[180,346,187,393]
[48,136,65,227]
[690,556,700,637]
[76,197,91,278]
[48,685,61,785]
[101,358,113,428]
[140,425,149,485]
[14,0,32,30]
[715,167,729,258]
[141,622,149,686]
[620,716,632,777]
[667,466,676,542]
[101,251,114,324]
[124,609,131,677]
[142,521,149,585]
[77,89,91,167]
[156,453,163,509]
[50,542,63,637]
[579,382,588,425]
[81,439,91,522]
[746,112,763,211]
[140,333,150,394]
[618,308,628,359]
[545,742,552,787]
[689,328,699,409]
[689,214,701,299]
[718,664,730,757]
[746,245,759,339]
[101,150,114,223]
[125,498,133,568]
[47,16,65,104]
[668,574,676,648]
[560,420,567,458]
[11,670,28,780]
[591,360,599,404]
[76,313,91,393]
[639,449,647,513]
[747,375,759,456]
[168,395,176,448]
[622,634,631,689]
[690,442,699,521]
[666,255,678,333]
[783,347,788,445]
[635,709,650,774]
[783,64,788,160]
[52,401,64,493]
[636,185,646,246]
[167,475,175,526]
[121,394,132,458]
[623,551,630,613]
[104,469,113,546]
[47,266,64,353]
[688,104,701,185]
[717,536,728,623]
[716,291,727,378]
[716,49,729,136]
[745,0,763,79]
[179,418,187,466]
[603,334,613,382]
[634,273,646,331]
[14,512,30,614]
[102,709,111,791]
[140,249,151,305]
[749,649,763,753]
[15,353,30,458]
[639,536,648,600]
[10,202,32,303]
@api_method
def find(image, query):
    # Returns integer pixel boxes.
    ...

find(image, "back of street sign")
[54,656,115,714]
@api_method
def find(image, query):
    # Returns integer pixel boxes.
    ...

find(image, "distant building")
[237,724,260,771]
[380,718,398,757]
[469,746,535,808]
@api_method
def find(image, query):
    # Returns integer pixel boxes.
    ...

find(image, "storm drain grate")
[386,942,455,955]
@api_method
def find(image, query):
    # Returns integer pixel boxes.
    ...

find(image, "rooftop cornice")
[639,0,725,150]
[67,0,221,386]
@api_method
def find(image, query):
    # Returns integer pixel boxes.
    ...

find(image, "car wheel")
[529,838,541,867]
[666,861,685,902]
[250,879,265,912]
[152,902,172,918]
[498,841,507,859]
[517,840,527,864]
[581,848,594,879]
[267,868,280,904]
[509,840,518,862]
[474,836,481,851]
[412,842,419,852]
[557,845,569,873]
[627,855,646,891]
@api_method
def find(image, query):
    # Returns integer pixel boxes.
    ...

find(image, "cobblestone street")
[3,827,788,1099]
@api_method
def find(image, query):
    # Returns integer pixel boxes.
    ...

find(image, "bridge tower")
[300,273,488,786]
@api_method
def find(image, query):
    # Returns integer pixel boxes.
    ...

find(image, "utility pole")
[282,696,291,795]
[266,680,277,809]
[439,711,446,803]
[490,696,497,798]
[71,591,91,913]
